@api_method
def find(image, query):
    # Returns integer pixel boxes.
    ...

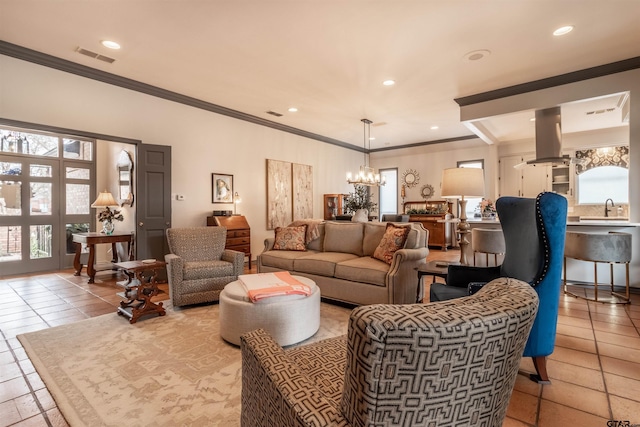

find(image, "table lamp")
[233,192,241,215]
[441,168,485,265]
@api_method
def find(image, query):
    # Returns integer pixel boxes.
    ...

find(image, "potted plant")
[344,185,377,222]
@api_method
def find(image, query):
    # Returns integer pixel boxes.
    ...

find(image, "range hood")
[524,106,571,167]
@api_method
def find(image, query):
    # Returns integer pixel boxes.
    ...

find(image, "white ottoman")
[219,275,320,346]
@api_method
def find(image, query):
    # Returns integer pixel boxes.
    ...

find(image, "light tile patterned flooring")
[1,250,639,426]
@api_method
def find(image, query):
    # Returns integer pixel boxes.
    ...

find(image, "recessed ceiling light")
[530,117,536,122]
[553,26,574,36]
[463,50,491,62]
[369,137,376,141]
[101,40,121,50]
[288,107,298,113]
[430,125,439,130]
[382,80,395,86]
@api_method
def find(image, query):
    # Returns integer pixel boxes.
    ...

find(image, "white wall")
[0,55,364,261]
[371,139,499,213]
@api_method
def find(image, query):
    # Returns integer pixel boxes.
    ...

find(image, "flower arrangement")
[97,206,124,223]
[477,198,497,219]
[479,198,496,214]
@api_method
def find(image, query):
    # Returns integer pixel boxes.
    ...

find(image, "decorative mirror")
[117,150,134,207]
[402,169,420,188]
[420,184,434,199]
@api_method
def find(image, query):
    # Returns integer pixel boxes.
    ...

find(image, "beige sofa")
[257,221,429,305]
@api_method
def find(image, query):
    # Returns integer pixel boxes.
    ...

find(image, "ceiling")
[0,0,638,151]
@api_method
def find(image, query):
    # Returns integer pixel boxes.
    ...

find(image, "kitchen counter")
[466,218,640,227]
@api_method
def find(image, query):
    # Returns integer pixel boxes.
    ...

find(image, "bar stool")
[564,231,631,304]
[471,228,505,267]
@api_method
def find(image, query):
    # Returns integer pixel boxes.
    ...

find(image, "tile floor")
[1,251,639,427]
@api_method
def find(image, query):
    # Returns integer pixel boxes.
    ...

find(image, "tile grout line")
[588,300,615,422]
[0,327,54,427]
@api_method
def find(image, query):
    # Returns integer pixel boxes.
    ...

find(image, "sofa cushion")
[373,223,412,264]
[183,260,234,280]
[335,257,388,286]
[294,252,359,277]
[273,225,307,251]
[306,223,325,252]
[363,223,387,256]
[260,250,317,271]
[323,222,364,256]
[404,226,419,249]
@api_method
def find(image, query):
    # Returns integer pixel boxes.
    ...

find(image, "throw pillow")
[373,223,411,264]
[273,225,307,251]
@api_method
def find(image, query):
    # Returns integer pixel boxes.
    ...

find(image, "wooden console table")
[114,260,167,324]
[72,232,134,283]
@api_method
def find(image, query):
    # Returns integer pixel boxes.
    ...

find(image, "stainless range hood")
[525,106,571,167]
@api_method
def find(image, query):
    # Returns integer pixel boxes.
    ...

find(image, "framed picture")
[212,173,234,203]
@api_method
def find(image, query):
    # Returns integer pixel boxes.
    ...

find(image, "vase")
[102,220,115,235]
[351,209,369,222]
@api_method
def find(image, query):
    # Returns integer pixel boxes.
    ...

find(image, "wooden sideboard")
[206,215,251,268]
[404,200,454,250]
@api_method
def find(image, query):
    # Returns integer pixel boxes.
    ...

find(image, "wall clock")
[420,184,434,199]
[402,169,420,188]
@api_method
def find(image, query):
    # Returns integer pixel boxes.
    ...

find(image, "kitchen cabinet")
[550,164,573,198]
[499,154,549,198]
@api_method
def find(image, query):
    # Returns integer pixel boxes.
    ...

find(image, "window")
[457,160,484,218]
[378,169,398,216]
[577,166,628,204]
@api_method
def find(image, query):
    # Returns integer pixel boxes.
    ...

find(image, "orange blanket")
[239,272,312,302]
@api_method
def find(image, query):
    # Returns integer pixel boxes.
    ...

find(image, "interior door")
[136,144,171,263]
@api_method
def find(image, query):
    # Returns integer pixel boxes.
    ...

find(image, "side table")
[72,232,134,283]
[114,260,167,324]
[416,260,460,303]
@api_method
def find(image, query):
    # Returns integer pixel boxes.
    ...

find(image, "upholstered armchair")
[165,227,244,307]
[430,192,568,384]
[241,277,539,427]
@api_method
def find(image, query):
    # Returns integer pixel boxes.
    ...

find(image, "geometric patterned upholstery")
[241,277,539,427]
[165,227,245,307]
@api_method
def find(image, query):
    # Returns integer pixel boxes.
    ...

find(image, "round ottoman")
[219,275,320,346]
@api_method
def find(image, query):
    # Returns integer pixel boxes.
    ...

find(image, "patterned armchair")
[241,277,539,427]
[165,227,244,307]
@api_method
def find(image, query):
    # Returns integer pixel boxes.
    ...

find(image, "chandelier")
[346,119,386,186]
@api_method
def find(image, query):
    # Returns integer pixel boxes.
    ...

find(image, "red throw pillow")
[273,225,308,251]
[373,223,411,264]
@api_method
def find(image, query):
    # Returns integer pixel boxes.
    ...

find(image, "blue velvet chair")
[430,192,568,383]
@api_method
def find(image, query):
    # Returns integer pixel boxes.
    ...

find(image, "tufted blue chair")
[430,192,568,383]
[241,277,539,427]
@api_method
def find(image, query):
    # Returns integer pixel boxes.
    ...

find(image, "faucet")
[604,198,615,217]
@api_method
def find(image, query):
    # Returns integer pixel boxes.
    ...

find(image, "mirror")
[402,169,420,188]
[117,150,134,207]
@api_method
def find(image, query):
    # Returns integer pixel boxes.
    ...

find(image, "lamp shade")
[441,168,485,198]
[91,190,118,208]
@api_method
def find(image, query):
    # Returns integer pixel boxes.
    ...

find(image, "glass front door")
[0,127,95,276]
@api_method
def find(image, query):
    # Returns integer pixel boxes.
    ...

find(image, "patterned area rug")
[18,302,352,426]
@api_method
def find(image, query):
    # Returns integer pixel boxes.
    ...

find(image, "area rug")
[18,302,352,426]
